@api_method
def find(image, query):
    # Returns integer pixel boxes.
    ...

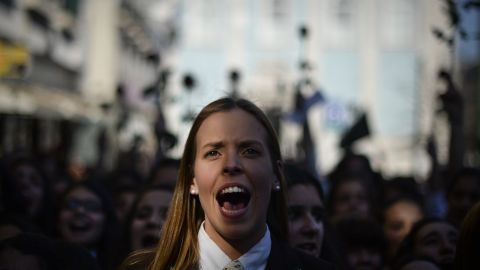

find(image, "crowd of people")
[0,88,479,270]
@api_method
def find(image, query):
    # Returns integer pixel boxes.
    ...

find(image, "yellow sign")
[0,41,30,78]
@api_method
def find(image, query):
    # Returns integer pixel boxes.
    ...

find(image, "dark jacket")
[121,237,336,270]
[266,237,336,270]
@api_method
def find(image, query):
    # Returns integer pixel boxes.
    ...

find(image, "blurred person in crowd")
[0,233,60,270]
[327,171,377,222]
[115,185,174,268]
[284,163,325,258]
[454,201,480,270]
[128,185,173,251]
[423,135,449,218]
[284,162,344,267]
[1,156,54,235]
[112,183,140,227]
[335,216,386,270]
[56,179,119,270]
[121,97,334,269]
[391,218,458,270]
[147,158,180,188]
[116,137,153,181]
[108,169,143,226]
[422,70,467,220]
[329,152,375,178]
[445,167,480,228]
[382,196,424,262]
[329,152,383,191]
[437,70,465,177]
[382,176,422,205]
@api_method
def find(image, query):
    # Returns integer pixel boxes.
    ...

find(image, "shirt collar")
[198,222,271,270]
[238,227,271,270]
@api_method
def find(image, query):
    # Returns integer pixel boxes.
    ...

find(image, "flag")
[339,112,370,149]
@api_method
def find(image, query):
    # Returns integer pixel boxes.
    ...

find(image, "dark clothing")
[266,237,336,270]
[121,238,336,270]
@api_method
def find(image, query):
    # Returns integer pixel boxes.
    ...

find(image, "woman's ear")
[272,160,283,192]
[190,178,199,195]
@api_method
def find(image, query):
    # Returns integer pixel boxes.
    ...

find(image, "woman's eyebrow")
[448,231,458,238]
[201,141,224,149]
[421,231,440,241]
[238,140,263,147]
[288,205,305,211]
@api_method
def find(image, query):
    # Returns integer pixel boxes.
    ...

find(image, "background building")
[167,0,479,179]
[1,0,479,179]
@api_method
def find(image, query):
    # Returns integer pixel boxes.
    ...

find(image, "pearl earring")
[190,188,198,195]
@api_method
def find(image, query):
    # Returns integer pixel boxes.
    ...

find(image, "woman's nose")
[73,205,87,214]
[301,214,320,234]
[440,238,455,253]
[222,152,242,175]
[146,213,162,228]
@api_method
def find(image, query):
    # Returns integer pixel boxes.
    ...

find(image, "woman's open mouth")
[68,218,92,234]
[216,185,251,218]
[141,234,160,248]
[295,242,319,256]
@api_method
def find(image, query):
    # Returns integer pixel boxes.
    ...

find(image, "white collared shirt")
[198,222,271,270]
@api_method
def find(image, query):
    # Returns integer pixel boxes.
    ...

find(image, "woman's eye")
[243,148,260,156]
[288,211,300,221]
[136,208,152,219]
[388,222,403,231]
[205,150,220,158]
[287,207,303,221]
[312,208,325,222]
[422,238,438,246]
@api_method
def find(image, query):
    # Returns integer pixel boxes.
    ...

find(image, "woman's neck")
[204,223,267,260]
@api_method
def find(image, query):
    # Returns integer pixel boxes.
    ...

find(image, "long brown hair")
[121,97,288,270]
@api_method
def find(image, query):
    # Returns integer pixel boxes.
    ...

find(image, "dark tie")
[223,259,244,270]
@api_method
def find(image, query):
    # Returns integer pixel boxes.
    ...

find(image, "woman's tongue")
[222,201,246,210]
[217,190,251,211]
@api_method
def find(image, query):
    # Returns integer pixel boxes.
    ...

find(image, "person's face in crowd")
[130,189,173,250]
[0,247,43,270]
[413,222,458,268]
[191,108,280,252]
[287,184,324,257]
[384,200,423,254]
[346,247,383,270]
[448,176,480,225]
[12,164,43,217]
[114,191,137,224]
[333,179,370,219]
[58,187,105,247]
